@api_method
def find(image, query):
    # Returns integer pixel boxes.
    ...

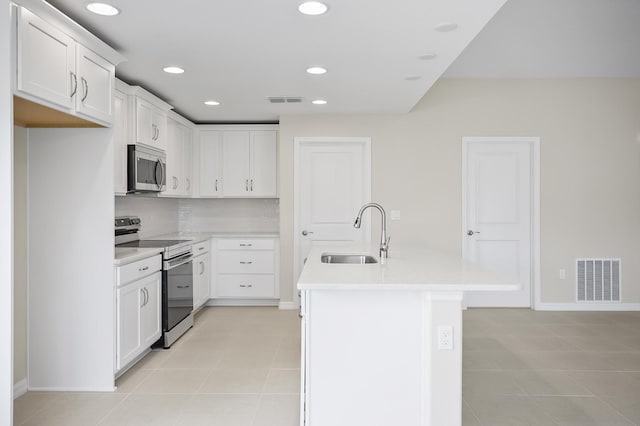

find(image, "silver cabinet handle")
[173,176,178,190]
[215,179,219,192]
[144,287,149,306]
[302,230,314,236]
[199,261,205,275]
[198,247,205,251]
[186,178,191,191]
[245,179,249,191]
[239,243,253,247]
[177,285,191,289]
[239,261,253,265]
[81,77,89,102]
[467,230,480,236]
[139,266,149,272]
[240,284,253,288]
[70,71,78,98]
[250,179,253,191]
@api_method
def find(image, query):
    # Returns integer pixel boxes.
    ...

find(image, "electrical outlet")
[437,326,453,351]
[559,269,566,280]
[390,210,401,221]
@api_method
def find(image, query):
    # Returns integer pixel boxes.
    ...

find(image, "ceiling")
[45,0,640,124]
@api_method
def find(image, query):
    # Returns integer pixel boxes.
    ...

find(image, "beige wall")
[13,126,27,385]
[279,78,640,305]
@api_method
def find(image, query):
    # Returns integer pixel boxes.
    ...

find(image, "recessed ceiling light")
[312,99,327,105]
[418,53,437,60]
[163,66,185,74]
[204,100,220,106]
[404,75,421,81]
[298,1,328,16]
[86,3,120,16]
[306,67,327,75]
[434,22,458,32]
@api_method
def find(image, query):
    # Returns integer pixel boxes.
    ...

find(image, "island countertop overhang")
[297,242,521,292]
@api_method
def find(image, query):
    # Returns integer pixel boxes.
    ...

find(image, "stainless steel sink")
[320,253,378,264]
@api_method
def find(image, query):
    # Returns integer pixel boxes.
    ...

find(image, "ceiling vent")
[268,96,303,104]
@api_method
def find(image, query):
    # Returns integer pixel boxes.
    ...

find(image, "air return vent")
[576,259,621,302]
[268,96,303,104]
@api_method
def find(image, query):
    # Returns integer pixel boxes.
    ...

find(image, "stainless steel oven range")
[115,216,194,348]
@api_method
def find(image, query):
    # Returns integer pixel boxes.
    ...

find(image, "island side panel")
[304,289,424,426]
[423,292,463,425]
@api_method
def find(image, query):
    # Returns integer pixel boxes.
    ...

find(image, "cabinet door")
[113,90,128,195]
[199,131,222,197]
[135,98,154,145]
[75,44,115,125]
[250,131,278,197]
[193,253,210,309]
[116,282,143,370]
[183,127,193,196]
[164,118,181,195]
[222,131,251,197]
[141,273,162,348]
[17,8,75,110]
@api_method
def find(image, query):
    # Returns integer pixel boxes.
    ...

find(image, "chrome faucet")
[354,203,390,260]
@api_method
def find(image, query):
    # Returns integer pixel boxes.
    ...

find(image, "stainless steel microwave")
[127,144,166,193]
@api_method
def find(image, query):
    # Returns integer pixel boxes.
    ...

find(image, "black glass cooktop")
[117,239,191,248]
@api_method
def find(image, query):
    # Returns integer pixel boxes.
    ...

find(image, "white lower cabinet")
[115,255,162,372]
[212,238,279,301]
[192,240,211,310]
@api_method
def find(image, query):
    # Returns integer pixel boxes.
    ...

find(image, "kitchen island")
[297,243,519,426]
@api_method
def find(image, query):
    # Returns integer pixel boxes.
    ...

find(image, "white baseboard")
[535,302,640,311]
[278,301,298,310]
[14,378,27,399]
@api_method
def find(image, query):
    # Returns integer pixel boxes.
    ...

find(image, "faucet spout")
[354,203,390,260]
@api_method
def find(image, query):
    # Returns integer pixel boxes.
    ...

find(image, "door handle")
[467,230,480,236]
[302,230,314,236]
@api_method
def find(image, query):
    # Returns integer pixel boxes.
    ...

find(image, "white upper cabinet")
[221,129,278,198]
[75,44,114,124]
[15,6,118,126]
[198,130,222,197]
[134,97,168,151]
[163,114,194,197]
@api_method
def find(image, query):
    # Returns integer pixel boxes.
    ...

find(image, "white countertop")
[114,247,163,266]
[114,231,279,265]
[297,242,521,292]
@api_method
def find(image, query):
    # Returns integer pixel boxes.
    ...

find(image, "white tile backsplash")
[116,196,279,237]
[179,198,279,233]
[115,195,180,238]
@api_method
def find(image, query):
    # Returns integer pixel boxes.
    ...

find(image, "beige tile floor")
[13,307,640,425]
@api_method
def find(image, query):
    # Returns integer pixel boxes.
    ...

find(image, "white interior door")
[295,138,371,285]
[463,138,536,307]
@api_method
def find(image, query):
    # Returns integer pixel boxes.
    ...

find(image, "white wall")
[278,78,640,305]
[28,128,115,391]
[13,127,27,387]
[1,0,13,421]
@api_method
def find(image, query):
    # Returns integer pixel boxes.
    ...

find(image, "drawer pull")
[198,247,205,251]
[139,266,149,272]
[177,285,191,289]
[239,261,253,265]
[240,284,253,288]
[239,243,253,247]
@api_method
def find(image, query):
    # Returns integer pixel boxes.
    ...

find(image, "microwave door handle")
[155,159,165,190]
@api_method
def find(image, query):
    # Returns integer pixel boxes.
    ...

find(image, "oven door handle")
[164,253,193,270]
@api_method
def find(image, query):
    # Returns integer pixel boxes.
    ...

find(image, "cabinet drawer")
[117,255,162,287]
[217,239,274,250]
[217,251,274,274]
[216,274,275,298]
[192,240,210,255]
